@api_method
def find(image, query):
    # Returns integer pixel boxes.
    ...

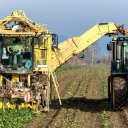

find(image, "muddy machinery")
[0,10,126,112]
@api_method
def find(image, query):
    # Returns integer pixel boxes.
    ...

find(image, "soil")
[28,66,128,128]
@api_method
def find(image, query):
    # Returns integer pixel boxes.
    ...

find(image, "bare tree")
[81,41,100,65]
[107,50,113,64]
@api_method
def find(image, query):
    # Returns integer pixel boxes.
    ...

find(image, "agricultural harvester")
[0,10,126,112]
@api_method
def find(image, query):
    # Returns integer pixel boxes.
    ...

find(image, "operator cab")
[108,36,128,73]
[0,34,33,74]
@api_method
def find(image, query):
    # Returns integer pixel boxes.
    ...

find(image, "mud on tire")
[113,77,127,110]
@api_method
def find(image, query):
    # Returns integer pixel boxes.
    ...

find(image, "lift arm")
[51,22,117,71]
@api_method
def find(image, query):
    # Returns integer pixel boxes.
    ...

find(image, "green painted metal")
[125,45,128,52]
[118,36,128,38]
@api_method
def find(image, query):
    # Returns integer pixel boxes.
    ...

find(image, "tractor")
[107,36,128,110]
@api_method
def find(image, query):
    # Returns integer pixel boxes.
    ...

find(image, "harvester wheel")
[108,76,111,102]
[112,77,127,110]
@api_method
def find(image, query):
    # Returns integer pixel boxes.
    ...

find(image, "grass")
[98,67,117,128]
[56,65,86,74]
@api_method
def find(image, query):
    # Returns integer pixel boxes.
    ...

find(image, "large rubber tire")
[112,77,127,110]
[108,76,111,102]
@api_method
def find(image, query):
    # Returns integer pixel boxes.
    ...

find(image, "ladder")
[49,68,62,105]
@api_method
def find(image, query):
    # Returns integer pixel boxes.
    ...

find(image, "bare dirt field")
[28,66,128,128]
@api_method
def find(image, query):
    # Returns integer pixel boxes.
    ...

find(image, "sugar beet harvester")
[0,10,123,112]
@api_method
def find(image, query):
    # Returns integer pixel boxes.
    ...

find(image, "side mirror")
[107,43,112,50]
[52,34,58,49]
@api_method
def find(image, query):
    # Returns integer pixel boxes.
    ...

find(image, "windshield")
[0,37,33,74]
[124,41,128,71]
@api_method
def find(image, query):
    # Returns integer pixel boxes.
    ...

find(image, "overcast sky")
[0,0,127,54]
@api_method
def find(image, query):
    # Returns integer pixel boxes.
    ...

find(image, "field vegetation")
[0,109,33,128]
[1,65,128,128]
[28,65,128,128]
[56,65,85,74]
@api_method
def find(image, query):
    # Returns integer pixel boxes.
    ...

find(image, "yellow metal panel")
[51,22,117,71]
[0,102,3,110]
[12,75,19,82]
[0,75,3,87]
[27,75,30,87]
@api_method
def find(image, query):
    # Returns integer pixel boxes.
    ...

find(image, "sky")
[0,0,128,54]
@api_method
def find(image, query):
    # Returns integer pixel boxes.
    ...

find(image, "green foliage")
[56,65,86,74]
[0,108,33,128]
[102,111,109,121]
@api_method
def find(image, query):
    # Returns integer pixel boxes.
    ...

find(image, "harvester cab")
[0,35,33,73]
[107,36,128,73]
[107,36,128,110]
